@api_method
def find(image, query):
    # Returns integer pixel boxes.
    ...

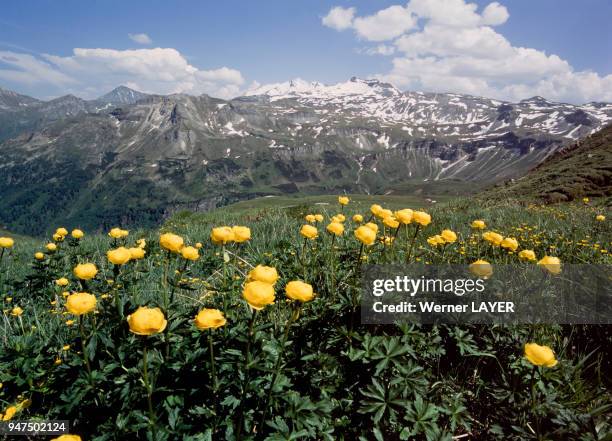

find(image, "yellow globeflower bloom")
[300,224,318,240]
[0,237,14,248]
[596,214,605,222]
[469,260,493,279]
[352,214,363,223]
[160,232,185,252]
[10,306,23,317]
[376,208,393,220]
[2,405,17,421]
[364,222,379,233]
[73,263,98,280]
[55,227,68,237]
[107,247,132,265]
[46,243,57,252]
[412,211,432,226]
[137,238,147,249]
[482,231,503,246]
[34,252,45,261]
[524,343,558,367]
[383,216,399,229]
[440,229,457,243]
[195,242,202,249]
[333,214,346,223]
[65,293,97,315]
[129,247,146,260]
[285,280,315,302]
[181,246,200,261]
[210,227,234,245]
[53,233,65,242]
[108,227,127,239]
[71,229,84,239]
[370,204,383,216]
[51,435,82,441]
[305,214,316,223]
[501,237,519,251]
[471,220,486,229]
[338,196,349,205]
[395,209,413,225]
[247,265,279,285]
[127,307,167,335]
[232,226,251,243]
[518,250,536,261]
[194,308,227,330]
[582,197,589,203]
[327,222,344,236]
[55,278,69,287]
[355,226,376,246]
[427,235,444,246]
[537,256,561,275]
[243,281,275,310]
[314,214,324,222]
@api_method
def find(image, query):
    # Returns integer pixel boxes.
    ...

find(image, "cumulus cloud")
[323,0,612,103]
[128,33,153,45]
[322,6,355,31]
[0,47,245,99]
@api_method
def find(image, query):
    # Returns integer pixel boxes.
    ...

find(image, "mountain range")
[1,78,611,234]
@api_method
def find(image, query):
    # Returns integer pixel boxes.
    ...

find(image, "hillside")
[485,124,612,202]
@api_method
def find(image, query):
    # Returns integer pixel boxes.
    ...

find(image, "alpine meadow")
[1,1,612,440]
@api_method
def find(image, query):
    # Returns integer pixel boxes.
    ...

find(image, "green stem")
[406,224,421,263]
[79,315,93,384]
[142,341,158,439]
[236,309,257,441]
[530,366,540,440]
[209,331,217,392]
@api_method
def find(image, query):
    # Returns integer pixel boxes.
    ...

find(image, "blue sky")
[0,0,610,102]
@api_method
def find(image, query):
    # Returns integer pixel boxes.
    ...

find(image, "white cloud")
[0,47,245,99]
[324,0,612,103]
[322,6,355,31]
[128,33,153,45]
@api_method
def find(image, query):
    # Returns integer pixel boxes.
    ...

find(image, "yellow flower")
[596,214,605,222]
[243,281,275,310]
[518,249,536,261]
[160,232,185,252]
[471,220,486,229]
[364,222,379,233]
[247,265,279,285]
[53,233,65,242]
[54,358,62,365]
[482,231,503,246]
[55,227,68,237]
[300,224,318,240]
[314,214,324,222]
[127,307,167,335]
[62,345,71,351]
[338,196,349,205]
[65,293,97,315]
[582,197,589,203]
[501,237,519,251]
[128,247,146,260]
[355,226,376,245]
[46,243,57,252]
[382,236,394,246]
[327,222,344,236]
[524,343,558,367]
[383,216,399,229]
[181,246,200,261]
[232,226,251,243]
[0,237,14,248]
[305,214,316,223]
[537,256,561,275]
[376,208,393,220]
[352,214,363,223]
[10,306,23,317]
[73,263,98,280]
[469,260,493,279]
[332,214,346,223]
[65,320,75,326]
[440,229,457,243]
[71,229,84,239]
[194,308,227,330]
[51,435,82,441]
[34,252,45,261]
[395,209,413,225]
[2,405,17,421]
[427,235,444,246]
[195,242,202,249]
[370,204,383,216]
[107,247,132,265]
[412,211,431,226]
[137,238,147,249]
[210,226,234,245]
[108,227,129,239]
[55,277,69,287]
[285,280,315,302]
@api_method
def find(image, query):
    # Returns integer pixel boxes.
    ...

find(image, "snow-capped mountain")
[0,78,610,233]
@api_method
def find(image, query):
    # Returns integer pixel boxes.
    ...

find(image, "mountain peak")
[98,86,149,105]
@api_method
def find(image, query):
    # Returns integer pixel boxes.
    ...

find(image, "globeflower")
[2,405,17,421]
[46,243,57,252]
[194,308,227,330]
[247,265,279,285]
[338,196,349,206]
[537,256,561,275]
[376,208,393,220]
[71,229,84,239]
[210,227,234,245]
[395,209,413,225]
[232,226,251,243]
[314,214,324,222]
[180,246,199,261]
[364,222,378,233]
[34,252,44,261]
[524,343,558,367]
[370,204,383,216]
[500,237,519,251]
[332,214,346,223]
[383,216,399,229]
[73,263,98,280]
[65,293,97,315]
[10,306,23,317]
[107,247,132,265]
[355,226,376,246]
[129,247,146,260]
[412,211,432,226]
[243,281,275,310]
[55,227,68,237]
[469,260,493,279]
[482,231,503,246]
[127,307,167,335]
[300,224,318,240]
[518,250,536,261]
[55,278,69,287]
[160,232,185,252]
[352,214,363,223]
[285,281,315,302]
[109,228,129,239]
[327,222,344,236]
[440,229,457,243]
[53,233,65,242]
[51,435,82,441]
[427,235,444,246]
[471,220,486,229]
[305,214,316,223]
[596,214,605,222]
[0,237,14,248]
